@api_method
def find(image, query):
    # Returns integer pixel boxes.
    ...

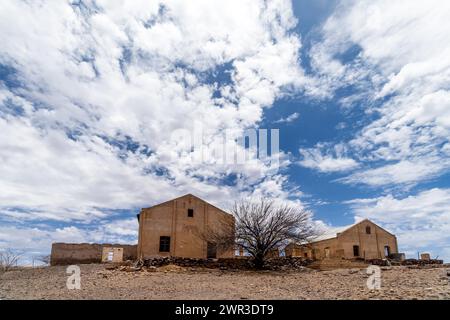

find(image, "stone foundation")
[140,256,312,270]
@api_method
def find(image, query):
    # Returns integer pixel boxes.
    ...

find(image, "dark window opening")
[366,226,371,234]
[353,245,360,257]
[187,208,194,217]
[159,236,170,252]
[304,252,308,258]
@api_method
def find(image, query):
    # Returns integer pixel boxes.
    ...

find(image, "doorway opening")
[207,242,217,259]
[353,245,360,257]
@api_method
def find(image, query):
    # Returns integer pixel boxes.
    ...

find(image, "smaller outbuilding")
[285,219,399,260]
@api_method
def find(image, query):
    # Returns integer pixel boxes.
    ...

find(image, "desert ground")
[0,264,449,300]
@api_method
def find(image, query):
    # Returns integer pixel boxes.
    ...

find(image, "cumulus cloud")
[298,143,359,173]
[339,157,450,188]
[303,0,450,187]
[0,0,311,222]
[0,0,316,255]
[346,188,450,261]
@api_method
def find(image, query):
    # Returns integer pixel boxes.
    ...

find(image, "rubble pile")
[368,258,444,267]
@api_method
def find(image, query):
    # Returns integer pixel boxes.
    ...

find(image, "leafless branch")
[0,249,22,272]
[202,198,320,269]
[34,254,51,266]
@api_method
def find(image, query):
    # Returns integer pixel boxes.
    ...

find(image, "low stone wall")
[50,243,137,266]
[141,256,312,270]
[367,258,444,266]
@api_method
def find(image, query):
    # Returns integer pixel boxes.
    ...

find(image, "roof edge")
[141,193,231,216]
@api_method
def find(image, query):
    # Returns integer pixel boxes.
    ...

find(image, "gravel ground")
[0,264,449,300]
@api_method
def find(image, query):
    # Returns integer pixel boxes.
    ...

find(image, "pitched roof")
[141,193,231,215]
[313,224,356,242]
[310,218,396,243]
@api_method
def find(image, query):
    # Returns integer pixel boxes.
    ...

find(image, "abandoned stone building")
[50,195,402,265]
[285,219,399,260]
[137,194,235,259]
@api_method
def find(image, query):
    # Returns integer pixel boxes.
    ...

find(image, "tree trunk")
[253,253,265,269]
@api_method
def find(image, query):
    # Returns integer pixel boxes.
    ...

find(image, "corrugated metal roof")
[312,222,357,242]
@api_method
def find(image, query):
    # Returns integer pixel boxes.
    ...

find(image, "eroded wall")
[50,243,137,265]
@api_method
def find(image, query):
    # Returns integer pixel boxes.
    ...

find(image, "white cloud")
[304,0,450,187]
[347,188,450,261]
[298,143,359,173]
[275,112,299,123]
[339,157,450,187]
[0,0,312,229]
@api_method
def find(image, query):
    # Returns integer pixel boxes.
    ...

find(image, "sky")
[1,0,450,263]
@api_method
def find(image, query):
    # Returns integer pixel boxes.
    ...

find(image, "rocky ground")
[0,264,449,300]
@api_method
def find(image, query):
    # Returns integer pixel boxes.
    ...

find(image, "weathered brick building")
[51,197,401,264]
[137,194,235,259]
[285,219,398,260]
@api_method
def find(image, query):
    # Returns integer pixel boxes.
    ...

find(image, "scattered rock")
[158,264,185,272]
[1,263,447,300]
[119,266,141,272]
[129,267,141,272]
[141,256,312,271]
[146,266,157,272]
[105,265,117,270]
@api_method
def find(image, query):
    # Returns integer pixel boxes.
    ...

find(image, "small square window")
[187,208,194,217]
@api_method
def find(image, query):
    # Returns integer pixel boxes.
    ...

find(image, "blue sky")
[1,0,450,263]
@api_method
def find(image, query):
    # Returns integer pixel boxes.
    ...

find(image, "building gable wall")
[137,194,234,259]
[337,220,398,259]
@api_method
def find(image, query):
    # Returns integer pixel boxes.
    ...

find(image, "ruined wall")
[286,238,339,259]
[138,194,235,259]
[50,243,137,265]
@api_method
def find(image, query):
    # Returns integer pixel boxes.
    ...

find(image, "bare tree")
[0,249,22,272]
[204,199,320,269]
[33,254,51,267]
[200,214,235,254]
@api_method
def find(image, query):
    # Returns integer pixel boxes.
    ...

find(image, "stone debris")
[1,264,446,300]
[146,266,157,272]
[105,265,118,270]
[139,256,313,271]
[368,258,444,266]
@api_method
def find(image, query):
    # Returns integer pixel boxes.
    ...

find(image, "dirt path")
[1,264,449,300]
